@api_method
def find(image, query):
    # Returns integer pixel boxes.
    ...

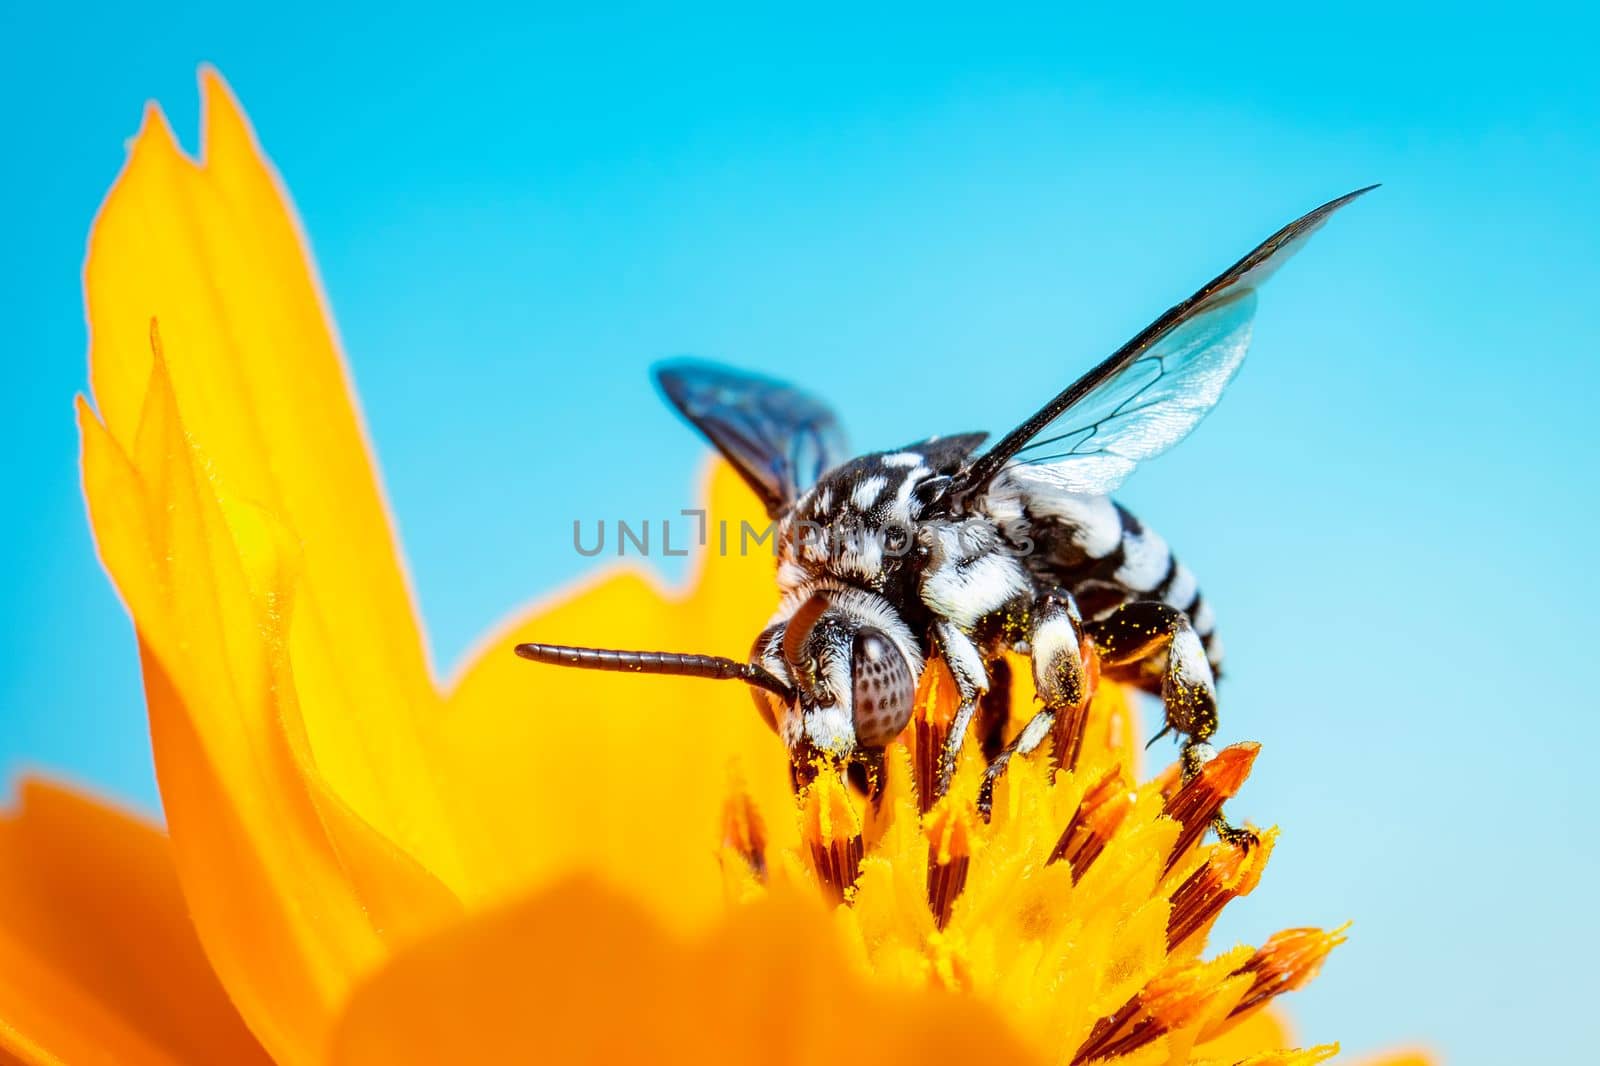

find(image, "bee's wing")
[949,186,1376,502]
[656,359,849,516]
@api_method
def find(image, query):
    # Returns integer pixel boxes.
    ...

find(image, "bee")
[518,187,1374,837]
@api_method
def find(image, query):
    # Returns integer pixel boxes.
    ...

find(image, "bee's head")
[513,584,921,769]
[750,585,924,759]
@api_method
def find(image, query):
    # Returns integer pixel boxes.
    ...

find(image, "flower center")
[714,653,1345,1063]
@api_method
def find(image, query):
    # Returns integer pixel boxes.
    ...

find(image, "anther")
[800,768,864,904]
[924,799,976,929]
[720,789,769,882]
[1227,924,1350,1020]
[911,661,961,813]
[1071,956,1239,1064]
[1166,829,1277,949]
[1161,742,1258,872]
[1048,765,1135,879]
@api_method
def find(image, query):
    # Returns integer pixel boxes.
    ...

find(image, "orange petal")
[0,779,268,1065]
[435,461,795,932]
[328,875,1042,1065]
[79,354,460,1061]
[80,70,488,1056]
[84,68,465,884]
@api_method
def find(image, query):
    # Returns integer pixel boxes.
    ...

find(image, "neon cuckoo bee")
[517,188,1374,836]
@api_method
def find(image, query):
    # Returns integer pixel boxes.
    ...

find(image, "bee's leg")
[1085,600,1215,745]
[976,704,1056,819]
[974,656,1014,762]
[1085,600,1255,848]
[931,621,989,803]
[977,590,1089,817]
[846,747,889,808]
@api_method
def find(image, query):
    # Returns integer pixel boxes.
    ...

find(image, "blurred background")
[3,3,1597,1062]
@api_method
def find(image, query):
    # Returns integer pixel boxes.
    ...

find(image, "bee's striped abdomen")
[1000,485,1222,675]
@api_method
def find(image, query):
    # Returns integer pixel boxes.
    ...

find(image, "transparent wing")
[1003,289,1255,493]
[655,359,849,515]
[951,186,1375,501]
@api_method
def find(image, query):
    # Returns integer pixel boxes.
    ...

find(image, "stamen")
[911,661,961,814]
[1073,954,1250,1063]
[1070,993,1152,1064]
[1227,924,1350,1020]
[924,800,976,929]
[720,789,768,881]
[1141,957,1240,1028]
[1048,765,1135,880]
[1162,742,1259,872]
[1167,830,1277,949]
[800,768,864,904]
[1048,698,1092,775]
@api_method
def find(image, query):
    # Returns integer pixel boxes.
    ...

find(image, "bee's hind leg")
[1086,600,1256,849]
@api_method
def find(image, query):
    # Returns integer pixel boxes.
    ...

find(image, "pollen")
[1168,831,1277,950]
[1048,764,1135,878]
[724,653,1347,1064]
[799,766,865,903]
[923,796,977,928]
[910,660,963,812]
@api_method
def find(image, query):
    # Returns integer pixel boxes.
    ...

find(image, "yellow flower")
[0,68,1434,1065]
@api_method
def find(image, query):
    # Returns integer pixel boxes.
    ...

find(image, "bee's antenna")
[514,641,795,703]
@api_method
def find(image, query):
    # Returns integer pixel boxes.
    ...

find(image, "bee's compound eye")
[851,628,915,747]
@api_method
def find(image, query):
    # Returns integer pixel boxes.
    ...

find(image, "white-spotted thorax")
[757,441,1002,757]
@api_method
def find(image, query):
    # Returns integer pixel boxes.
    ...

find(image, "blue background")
[4,4,1597,1062]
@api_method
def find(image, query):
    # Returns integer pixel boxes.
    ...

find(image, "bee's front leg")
[930,620,988,804]
[1085,600,1255,848]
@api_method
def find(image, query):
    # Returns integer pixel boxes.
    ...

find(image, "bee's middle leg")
[977,590,1090,816]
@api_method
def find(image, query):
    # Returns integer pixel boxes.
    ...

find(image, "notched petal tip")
[197,64,260,168]
[135,99,180,153]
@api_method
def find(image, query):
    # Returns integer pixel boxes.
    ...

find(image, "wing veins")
[951,185,1376,502]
